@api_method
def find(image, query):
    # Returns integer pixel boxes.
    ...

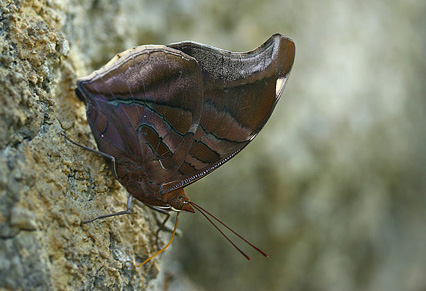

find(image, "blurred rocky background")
[1,0,425,290]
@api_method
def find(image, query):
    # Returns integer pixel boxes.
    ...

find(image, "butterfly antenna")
[190,202,268,259]
[133,212,180,268]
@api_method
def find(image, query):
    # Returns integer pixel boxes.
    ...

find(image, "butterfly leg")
[146,206,178,248]
[60,132,119,180]
[84,195,133,224]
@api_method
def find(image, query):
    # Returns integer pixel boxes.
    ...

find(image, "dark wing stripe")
[164,148,241,193]
[106,98,191,135]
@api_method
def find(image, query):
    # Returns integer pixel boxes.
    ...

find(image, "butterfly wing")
[75,46,203,184]
[162,34,295,192]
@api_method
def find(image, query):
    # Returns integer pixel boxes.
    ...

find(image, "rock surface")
[0,0,161,289]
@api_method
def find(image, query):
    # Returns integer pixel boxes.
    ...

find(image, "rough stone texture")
[0,0,162,290]
[2,0,426,291]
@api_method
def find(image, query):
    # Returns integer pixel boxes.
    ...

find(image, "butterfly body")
[75,34,295,213]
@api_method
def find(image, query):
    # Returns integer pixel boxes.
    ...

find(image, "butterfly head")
[163,187,195,213]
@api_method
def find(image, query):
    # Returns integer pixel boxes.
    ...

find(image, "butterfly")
[64,33,295,265]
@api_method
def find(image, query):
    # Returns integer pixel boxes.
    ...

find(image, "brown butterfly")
[64,33,295,264]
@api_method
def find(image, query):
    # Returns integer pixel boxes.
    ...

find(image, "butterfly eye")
[170,197,184,210]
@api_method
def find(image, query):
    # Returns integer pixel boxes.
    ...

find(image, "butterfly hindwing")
[162,34,295,192]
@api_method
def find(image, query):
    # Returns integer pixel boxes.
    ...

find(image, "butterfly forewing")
[76,47,203,184]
